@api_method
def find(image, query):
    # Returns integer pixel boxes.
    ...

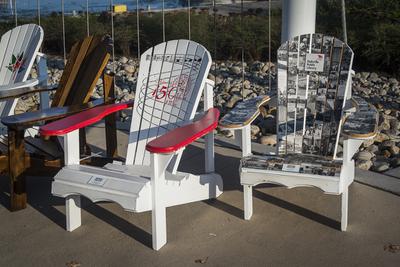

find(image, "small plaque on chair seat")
[282,164,300,173]
[87,176,107,187]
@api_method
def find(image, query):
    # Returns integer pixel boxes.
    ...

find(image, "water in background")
[0,0,215,17]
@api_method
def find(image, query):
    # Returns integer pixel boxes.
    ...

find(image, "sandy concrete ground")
[1,126,400,266]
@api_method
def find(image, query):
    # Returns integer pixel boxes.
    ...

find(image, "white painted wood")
[36,52,49,110]
[243,185,253,220]
[204,79,215,173]
[64,130,80,165]
[0,24,44,139]
[52,164,222,212]
[51,40,221,250]
[341,187,348,231]
[151,152,172,250]
[66,195,81,232]
[235,125,252,157]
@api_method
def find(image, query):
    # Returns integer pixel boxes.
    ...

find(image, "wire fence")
[1,0,277,94]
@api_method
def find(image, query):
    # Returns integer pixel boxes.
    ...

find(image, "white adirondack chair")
[220,34,378,230]
[39,40,223,250]
[0,24,48,137]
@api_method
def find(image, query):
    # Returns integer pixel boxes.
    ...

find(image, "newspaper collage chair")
[220,34,378,230]
[1,35,114,211]
[39,40,223,250]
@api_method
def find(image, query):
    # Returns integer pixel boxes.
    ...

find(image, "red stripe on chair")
[146,108,220,154]
[40,101,134,136]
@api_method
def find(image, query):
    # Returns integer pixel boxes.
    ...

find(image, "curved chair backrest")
[52,35,111,107]
[0,24,43,86]
[0,24,43,122]
[126,39,212,166]
[276,34,353,157]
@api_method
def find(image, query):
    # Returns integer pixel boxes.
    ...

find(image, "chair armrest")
[0,79,58,100]
[219,94,274,129]
[342,96,379,139]
[2,99,105,129]
[39,101,133,136]
[146,108,220,154]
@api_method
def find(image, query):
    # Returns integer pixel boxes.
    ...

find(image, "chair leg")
[8,128,27,211]
[151,153,169,250]
[66,195,81,232]
[244,185,253,220]
[341,188,348,231]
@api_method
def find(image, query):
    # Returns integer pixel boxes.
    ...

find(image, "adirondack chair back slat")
[52,36,110,107]
[0,24,43,117]
[126,40,211,166]
[276,34,353,157]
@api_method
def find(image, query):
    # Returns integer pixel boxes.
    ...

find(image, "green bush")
[0,0,398,77]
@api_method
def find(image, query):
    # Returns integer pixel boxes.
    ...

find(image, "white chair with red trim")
[219,34,378,230]
[39,40,223,250]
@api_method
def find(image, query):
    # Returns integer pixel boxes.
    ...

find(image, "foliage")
[0,0,398,77]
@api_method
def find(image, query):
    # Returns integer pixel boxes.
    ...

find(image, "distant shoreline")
[0,0,280,18]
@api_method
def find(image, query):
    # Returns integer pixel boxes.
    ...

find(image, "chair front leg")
[63,130,82,231]
[243,185,253,220]
[8,127,27,211]
[235,125,252,157]
[150,152,172,250]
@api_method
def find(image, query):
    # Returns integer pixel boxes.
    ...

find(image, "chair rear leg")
[244,185,253,220]
[341,187,348,231]
[66,195,81,232]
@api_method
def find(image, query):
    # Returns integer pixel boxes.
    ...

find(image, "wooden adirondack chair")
[1,35,116,211]
[39,40,223,250]
[219,34,378,230]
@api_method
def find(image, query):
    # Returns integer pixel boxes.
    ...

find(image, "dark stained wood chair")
[0,35,118,211]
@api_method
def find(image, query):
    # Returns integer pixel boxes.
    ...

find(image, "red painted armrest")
[39,101,134,136]
[146,108,220,154]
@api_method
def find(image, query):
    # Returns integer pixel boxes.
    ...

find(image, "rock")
[389,145,400,155]
[362,138,375,147]
[119,56,129,64]
[259,135,277,146]
[219,129,233,138]
[381,140,396,148]
[243,80,251,89]
[207,73,215,81]
[355,151,375,161]
[366,144,379,154]
[124,64,136,74]
[382,150,391,158]
[391,157,400,167]
[356,159,372,170]
[262,62,274,73]
[250,125,260,136]
[258,116,276,135]
[230,66,241,75]
[226,94,242,108]
[369,72,379,82]
[374,133,390,143]
[372,161,390,172]
[251,61,263,72]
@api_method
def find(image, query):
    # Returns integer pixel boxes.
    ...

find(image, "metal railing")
[1,0,277,100]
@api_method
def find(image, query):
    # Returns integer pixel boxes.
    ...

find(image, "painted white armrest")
[0,79,39,91]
